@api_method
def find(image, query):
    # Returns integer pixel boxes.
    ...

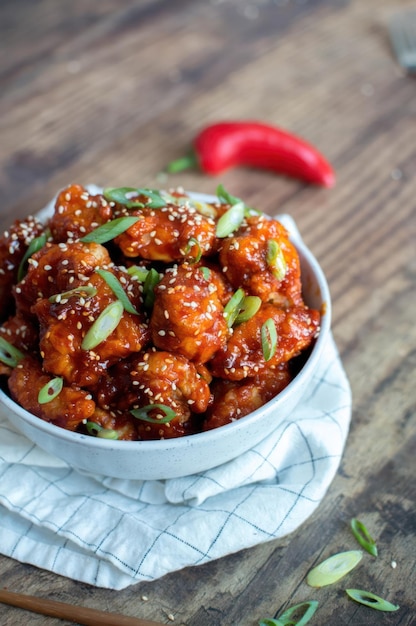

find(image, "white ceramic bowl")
[0,198,331,480]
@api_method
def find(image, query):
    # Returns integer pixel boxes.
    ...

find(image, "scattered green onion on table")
[350,518,378,557]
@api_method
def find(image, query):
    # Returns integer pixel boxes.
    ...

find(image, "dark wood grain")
[0,0,415,624]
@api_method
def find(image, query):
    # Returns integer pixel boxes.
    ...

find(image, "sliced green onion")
[216,184,242,207]
[166,153,198,174]
[81,300,124,350]
[216,184,258,216]
[80,216,140,244]
[17,231,49,282]
[235,295,261,324]
[184,237,202,263]
[95,269,139,315]
[345,589,399,612]
[223,288,245,327]
[85,421,119,439]
[261,318,278,361]
[131,404,176,424]
[38,377,63,404]
[306,550,363,588]
[0,336,25,368]
[350,518,378,557]
[127,265,149,282]
[143,267,161,308]
[200,266,211,280]
[258,600,319,626]
[216,201,245,238]
[49,286,97,303]
[103,187,166,209]
[267,239,287,282]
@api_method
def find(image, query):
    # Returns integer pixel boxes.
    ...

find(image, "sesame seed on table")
[0,0,415,624]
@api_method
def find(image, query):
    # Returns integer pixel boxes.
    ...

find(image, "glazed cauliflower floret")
[203,364,291,430]
[0,216,45,320]
[114,200,217,262]
[14,240,112,317]
[210,302,320,381]
[219,214,303,308]
[8,355,96,431]
[150,262,229,363]
[95,350,212,439]
[85,407,138,441]
[49,184,113,243]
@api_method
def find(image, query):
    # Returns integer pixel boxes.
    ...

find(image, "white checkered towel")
[0,331,350,589]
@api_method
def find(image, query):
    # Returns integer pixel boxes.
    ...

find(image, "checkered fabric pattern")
[0,332,350,589]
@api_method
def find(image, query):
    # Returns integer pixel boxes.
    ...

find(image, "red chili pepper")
[167,121,335,187]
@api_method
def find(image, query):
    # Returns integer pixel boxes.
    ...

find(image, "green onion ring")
[216,184,258,215]
[38,377,63,404]
[234,295,261,324]
[127,265,149,282]
[17,231,49,282]
[259,600,319,626]
[95,269,139,315]
[216,201,245,238]
[103,187,166,209]
[200,266,210,280]
[261,318,278,362]
[80,216,141,244]
[345,589,399,612]
[267,239,287,282]
[143,267,161,308]
[185,237,202,263]
[350,518,378,557]
[81,300,124,350]
[85,421,119,439]
[49,286,97,303]
[0,336,25,368]
[306,550,363,587]
[216,184,242,207]
[131,404,176,424]
[223,288,245,327]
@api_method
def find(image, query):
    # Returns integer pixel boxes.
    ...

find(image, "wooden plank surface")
[0,0,415,624]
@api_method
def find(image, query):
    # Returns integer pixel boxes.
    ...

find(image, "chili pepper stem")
[166,152,199,173]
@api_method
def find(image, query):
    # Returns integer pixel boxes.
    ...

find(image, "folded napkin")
[0,331,350,589]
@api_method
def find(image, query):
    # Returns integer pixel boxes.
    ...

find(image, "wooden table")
[0,0,415,624]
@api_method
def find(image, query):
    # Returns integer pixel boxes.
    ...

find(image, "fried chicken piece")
[209,302,320,381]
[203,364,291,430]
[219,214,303,307]
[150,263,229,363]
[8,356,95,430]
[49,184,112,242]
[32,269,150,387]
[0,216,45,320]
[95,350,212,439]
[114,201,216,262]
[14,240,111,317]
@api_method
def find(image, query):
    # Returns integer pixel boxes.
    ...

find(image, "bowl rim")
[0,192,331,451]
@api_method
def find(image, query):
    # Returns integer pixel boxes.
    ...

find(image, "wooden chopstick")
[0,589,167,626]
